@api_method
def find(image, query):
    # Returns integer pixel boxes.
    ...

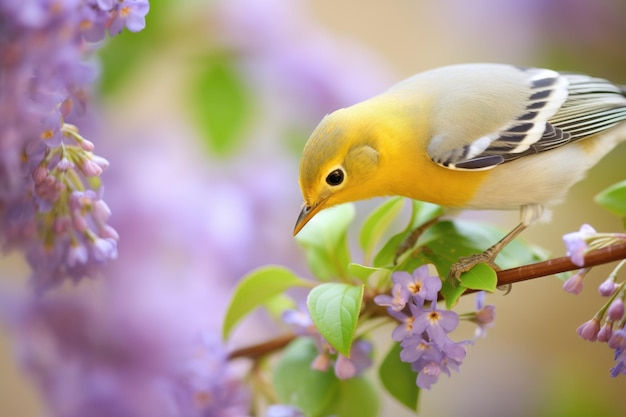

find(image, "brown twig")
[228,333,296,361]
[496,242,626,286]
[227,242,626,361]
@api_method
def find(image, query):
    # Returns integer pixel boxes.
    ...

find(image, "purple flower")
[465,291,497,338]
[333,339,373,379]
[597,323,613,342]
[607,299,625,322]
[598,276,618,296]
[377,264,468,389]
[282,308,315,335]
[392,266,442,307]
[563,224,596,267]
[402,338,467,390]
[107,0,150,35]
[576,318,601,342]
[374,283,410,312]
[267,404,305,417]
[608,328,626,350]
[400,335,434,363]
[0,1,151,290]
[412,304,459,346]
[611,351,626,377]
[562,268,589,295]
[388,303,421,341]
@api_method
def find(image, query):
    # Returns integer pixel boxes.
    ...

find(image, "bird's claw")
[448,251,500,285]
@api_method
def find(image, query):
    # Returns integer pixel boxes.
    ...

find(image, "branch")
[227,243,626,361]
[228,333,295,361]
[496,242,626,286]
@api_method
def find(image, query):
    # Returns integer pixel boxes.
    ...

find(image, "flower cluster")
[562,224,626,294]
[282,307,373,380]
[375,266,481,389]
[5,279,250,417]
[0,0,149,289]
[563,224,626,377]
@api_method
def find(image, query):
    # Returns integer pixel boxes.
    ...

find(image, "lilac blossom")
[562,224,626,269]
[460,291,496,338]
[412,304,460,346]
[373,283,410,312]
[576,318,601,342]
[266,404,305,417]
[562,268,590,295]
[573,276,626,378]
[4,273,250,417]
[393,267,442,307]
[599,275,618,297]
[375,265,469,389]
[607,299,625,322]
[0,1,150,290]
[563,224,597,266]
[213,0,393,134]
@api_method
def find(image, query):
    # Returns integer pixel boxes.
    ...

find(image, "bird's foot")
[448,249,500,284]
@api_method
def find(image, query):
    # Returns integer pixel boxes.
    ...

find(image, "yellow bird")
[293,63,626,278]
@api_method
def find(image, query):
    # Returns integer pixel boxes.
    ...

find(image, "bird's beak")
[293,202,322,236]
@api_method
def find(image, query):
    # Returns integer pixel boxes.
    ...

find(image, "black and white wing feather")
[428,66,626,171]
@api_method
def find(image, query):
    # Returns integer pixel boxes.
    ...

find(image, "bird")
[293,63,626,279]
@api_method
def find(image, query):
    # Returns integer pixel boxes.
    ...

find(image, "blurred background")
[2,0,626,416]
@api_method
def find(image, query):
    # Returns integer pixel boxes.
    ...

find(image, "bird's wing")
[426,66,626,170]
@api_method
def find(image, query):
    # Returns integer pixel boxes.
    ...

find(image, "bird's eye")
[325,169,344,186]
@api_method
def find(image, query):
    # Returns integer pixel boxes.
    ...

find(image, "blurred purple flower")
[461,291,496,338]
[598,276,618,297]
[214,0,393,128]
[267,404,305,417]
[282,306,372,379]
[0,1,151,290]
[563,224,596,267]
[562,268,589,295]
[576,318,601,342]
[107,0,150,35]
[4,270,249,417]
[333,339,373,380]
[607,299,625,322]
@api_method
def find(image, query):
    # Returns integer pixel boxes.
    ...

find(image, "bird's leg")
[449,204,544,283]
[449,221,528,282]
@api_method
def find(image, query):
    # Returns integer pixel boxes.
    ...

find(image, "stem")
[227,242,626,361]
[228,333,295,361]
[495,242,626,286]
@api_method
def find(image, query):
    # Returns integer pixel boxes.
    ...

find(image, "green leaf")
[402,219,541,308]
[595,179,626,218]
[222,266,311,339]
[307,283,364,356]
[325,376,379,417]
[373,200,444,268]
[296,204,355,281]
[379,342,420,411]
[188,54,251,156]
[359,197,404,263]
[273,338,339,417]
[456,263,498,291]
[98,0,170,95]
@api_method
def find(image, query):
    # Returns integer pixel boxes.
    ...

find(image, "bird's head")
[294,109,381,235]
